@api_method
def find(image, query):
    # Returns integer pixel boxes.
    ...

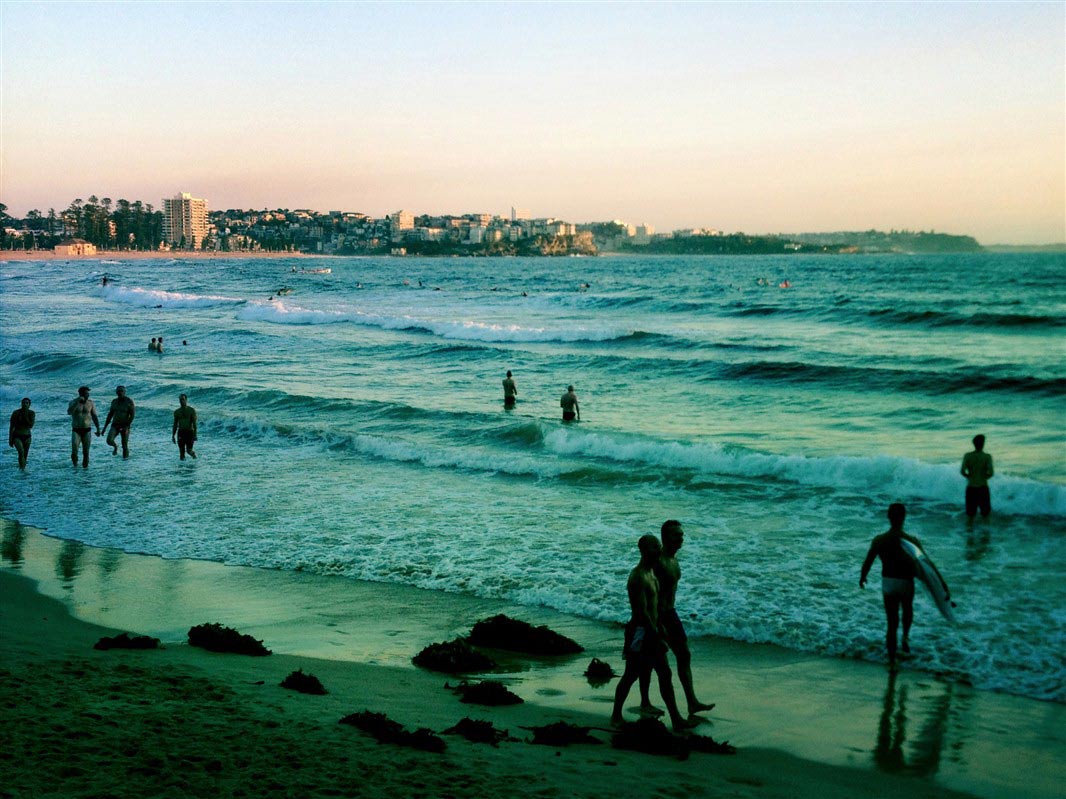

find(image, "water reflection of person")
[874,670,953,777]
[1,520,26,564]
[56,540,86,583]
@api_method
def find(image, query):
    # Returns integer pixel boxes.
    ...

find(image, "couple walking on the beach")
[612,520,715,731]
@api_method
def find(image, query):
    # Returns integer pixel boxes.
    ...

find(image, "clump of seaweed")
[468,614,583,655]
[412,638,496,674]
[441,717,516,747]
[583,657,616,686]
[610,718,737,759]
[339,710,445,753]
[521,721,601,746]
[280,669,327,695]
[187,623,271,656]
[93,632,160,651]
[445,679,523,706]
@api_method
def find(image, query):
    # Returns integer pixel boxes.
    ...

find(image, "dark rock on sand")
[187,623,271,656]
[522,721,601,746]
[583,657,616,685]
[93,633,161,651]
[445,679,523,706]
[468,614,583,655]
[441,717,517,747]
[280,669,327,695]
[412,638,497,674]
[339,710,446,753]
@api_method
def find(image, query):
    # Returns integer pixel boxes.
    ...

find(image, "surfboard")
[900,539,956,624]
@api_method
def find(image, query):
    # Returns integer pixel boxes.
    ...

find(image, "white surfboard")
[900,538,956,624]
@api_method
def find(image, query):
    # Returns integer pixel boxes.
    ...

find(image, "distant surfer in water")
[860,503,919,670]
[611,535,696,732]
[638,520,716,718]
[560,385,580,421]
[961,434,994,522]
[502,370,517,410]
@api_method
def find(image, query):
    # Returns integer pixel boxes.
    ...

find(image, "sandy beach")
[2,521,1061,799]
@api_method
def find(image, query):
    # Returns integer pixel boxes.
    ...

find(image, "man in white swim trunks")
[860,503,920,670]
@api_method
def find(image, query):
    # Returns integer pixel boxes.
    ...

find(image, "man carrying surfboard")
[859,503,920,670]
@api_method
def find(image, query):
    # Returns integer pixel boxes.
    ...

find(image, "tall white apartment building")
[162,192,209,247]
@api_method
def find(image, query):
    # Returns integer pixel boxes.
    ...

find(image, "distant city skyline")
[2,2,1063,244]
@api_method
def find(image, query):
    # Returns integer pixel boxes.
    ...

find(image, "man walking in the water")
[961,434,994,521]
[9,397,35,469]
[102,385,135,458]
[639,520,715,717]
[560,385,580,421]
[502,370,518,410]
[172,393,197,460]
[860,503,919,671]
[611,535,695,732]
[67,386,101,467]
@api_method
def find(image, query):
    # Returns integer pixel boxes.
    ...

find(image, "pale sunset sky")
[1,1,1063,243]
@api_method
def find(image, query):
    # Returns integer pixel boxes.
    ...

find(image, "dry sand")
[2,523,1061,799]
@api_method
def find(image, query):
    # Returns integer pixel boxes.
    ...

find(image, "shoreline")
[2,519,1062,798]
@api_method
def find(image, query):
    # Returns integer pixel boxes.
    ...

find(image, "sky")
[1,1,1063,244]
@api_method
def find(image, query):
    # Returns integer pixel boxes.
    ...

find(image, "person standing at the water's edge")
[560,385,580,421]
[172,394,197,460]
[102,385,135,459]
[503,370,518,409]
[860,503,919,671]
[67,386,101,467]
[961,434,994,520]
[9,398,35,469]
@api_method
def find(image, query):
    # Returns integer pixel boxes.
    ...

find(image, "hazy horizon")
[2,2,1063,245]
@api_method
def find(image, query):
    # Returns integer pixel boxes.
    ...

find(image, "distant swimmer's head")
[567,385,574,392]
[973,434,985,450]
[78,386,90,397]
[887,503,906,527]
[638,534,662,559]
[116,386,126,395]
[506,371,512,378]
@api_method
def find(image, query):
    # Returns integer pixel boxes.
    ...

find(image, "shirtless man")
[502,370,518,409]
[102,385,136,458]
[172,394,197,460]
[639,520,715,717]
[860,503,920,670]
[149,338,158,352]
[67,386,101,467]
[560,385,580,422]
[961,434,994,521]
[611,535,694,732]
[9,397,35,469]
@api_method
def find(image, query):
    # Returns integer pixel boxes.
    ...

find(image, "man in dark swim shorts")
[172,393,198,460]
[560,385,580,421]
[961,434,994,521]
[67,386,101,467]
[103,385,136,458]
[9,397,35,469]
[502,370,517,410]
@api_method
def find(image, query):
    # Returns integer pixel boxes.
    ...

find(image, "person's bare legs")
[901,593,913,654]
[884,594,901,670]
[611,659,646,726]
[673,639,715,713]
[13,439,28,469]
[652,657,697,731]
[637,671,664,716]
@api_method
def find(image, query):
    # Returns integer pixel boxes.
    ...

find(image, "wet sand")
[1,520,1062,799]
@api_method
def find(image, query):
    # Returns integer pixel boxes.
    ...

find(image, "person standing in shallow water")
[961,434,994,521]
[67,386,101,467]
[639,520,716,718]
[9,398,35,469]
[560,385,580,421]
[502,370,518,409]
[611,535,696,732]
[172,394,197,460]
[860,503,919,671]
[102,385,135,458]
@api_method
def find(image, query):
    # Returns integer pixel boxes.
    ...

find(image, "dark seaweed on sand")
[583,657,616,685]
[445,679,523,706]
[412,638,497,674]
[468,614,584,655]
[611,718,736,760]
[280,669,327,695]
[338,710,446,753]
[441,717,517,747]
[521,721,601,746]
[93,632,161,651]
[187,623,271,656]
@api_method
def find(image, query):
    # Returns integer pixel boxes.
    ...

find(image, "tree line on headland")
[1,198,984,256]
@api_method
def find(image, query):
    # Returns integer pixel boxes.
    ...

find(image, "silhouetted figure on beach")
[172,394,197,460]
[8,398,35,469]
[560,385,580,422]
[611,535,695,732]
[860,503,919,670]
[67,386,101,467]
[102,385,136,458]
[961,435,993,521]
[638,520,715,717]
[502,370,518,409]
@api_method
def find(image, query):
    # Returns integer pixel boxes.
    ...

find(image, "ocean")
[1,252,1063,702]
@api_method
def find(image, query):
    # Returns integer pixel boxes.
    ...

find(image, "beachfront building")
[162,192,210,248]
[54,238,97,256]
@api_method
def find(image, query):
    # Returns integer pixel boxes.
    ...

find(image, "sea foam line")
[103,285,245,309]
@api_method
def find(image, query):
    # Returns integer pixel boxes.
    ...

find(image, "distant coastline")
[0,249,326,262]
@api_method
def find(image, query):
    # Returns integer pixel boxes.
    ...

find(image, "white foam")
[103,285,244,309]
